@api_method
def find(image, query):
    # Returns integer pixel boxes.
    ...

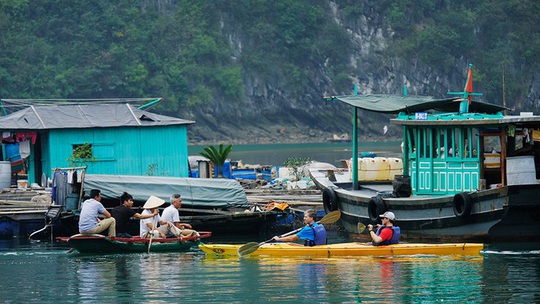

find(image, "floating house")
[0,99,195,185]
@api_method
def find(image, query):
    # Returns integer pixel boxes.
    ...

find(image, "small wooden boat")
[57,231,211,254]
[198,242,484,257]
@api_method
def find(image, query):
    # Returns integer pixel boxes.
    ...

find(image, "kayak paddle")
[237,210,341,257]
[357,222,366,234]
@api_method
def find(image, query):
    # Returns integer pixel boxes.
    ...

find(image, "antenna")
[502,63,507,115]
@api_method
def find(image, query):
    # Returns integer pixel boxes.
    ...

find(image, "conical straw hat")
[143,195,165,209]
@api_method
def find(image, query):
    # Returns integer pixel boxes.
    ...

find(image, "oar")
[237,210,341,257]
[147,217,157,254]
[358,222,366,234]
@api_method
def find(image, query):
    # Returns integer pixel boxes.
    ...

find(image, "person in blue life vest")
[368,211,400,246]
[273,209,327,246]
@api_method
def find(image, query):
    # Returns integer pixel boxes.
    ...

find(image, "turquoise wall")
[44,125,189,177]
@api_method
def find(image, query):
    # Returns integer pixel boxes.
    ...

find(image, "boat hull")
[310,169,508,242]
[57,232,211,254]
[488,184,540,242]
[199,242,484,257]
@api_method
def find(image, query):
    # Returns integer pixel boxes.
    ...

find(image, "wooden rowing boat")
[199,242,483,257]
[57,231,211,254]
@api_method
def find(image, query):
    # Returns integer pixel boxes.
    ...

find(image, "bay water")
[1,236,539,303]
[188,141,402,168]
[1,142,539,302]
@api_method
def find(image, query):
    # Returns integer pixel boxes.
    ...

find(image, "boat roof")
[391,113,540,127]
[0,102,194,130]
[326,94,508,114]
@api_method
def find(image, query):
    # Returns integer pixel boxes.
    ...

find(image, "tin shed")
[0,100,195,184]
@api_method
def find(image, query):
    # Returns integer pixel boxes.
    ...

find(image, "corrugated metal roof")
[0,103,194,130]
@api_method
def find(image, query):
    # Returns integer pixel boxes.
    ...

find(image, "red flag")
[465,65,473,104]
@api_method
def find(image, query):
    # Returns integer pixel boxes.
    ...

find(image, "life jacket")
[372,226,400,246]
[304,223,327,246]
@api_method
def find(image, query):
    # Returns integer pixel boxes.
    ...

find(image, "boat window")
[431,128,438,158]
[445,129,457,158]
[471,128,479,158]
[435,128,445,159]
[484,135,501,154]
[419,128,430,158]
[407,128,416,159]
[417,129,426,157]
[462,128,478,159]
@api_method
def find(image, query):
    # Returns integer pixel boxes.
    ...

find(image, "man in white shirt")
[160,194,199,237]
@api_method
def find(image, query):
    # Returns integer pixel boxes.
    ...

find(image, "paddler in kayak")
[368,211,401,246]
[273,209,327,246]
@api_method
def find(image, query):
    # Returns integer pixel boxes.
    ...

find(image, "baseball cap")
[379,211,395,220]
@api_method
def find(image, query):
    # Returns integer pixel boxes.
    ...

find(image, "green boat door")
[407,126,481,195]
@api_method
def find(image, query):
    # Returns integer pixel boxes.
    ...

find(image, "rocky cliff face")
[183,1,538,145]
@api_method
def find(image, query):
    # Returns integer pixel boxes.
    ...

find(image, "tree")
[199,144,233,178]
[283,157,311,181]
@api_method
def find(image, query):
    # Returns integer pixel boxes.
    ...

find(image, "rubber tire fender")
[368,195,387,223]
[322,188,338,213]
[453,192,472,218]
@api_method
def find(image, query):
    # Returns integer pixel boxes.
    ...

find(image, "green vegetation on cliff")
[0,0,537,142]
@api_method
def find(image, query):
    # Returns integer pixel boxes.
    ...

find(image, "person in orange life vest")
[368,211,400,246]
[273,209,327,246]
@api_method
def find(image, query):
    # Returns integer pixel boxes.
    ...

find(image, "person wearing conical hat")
[139,196,170,238]
[112,192,159,238]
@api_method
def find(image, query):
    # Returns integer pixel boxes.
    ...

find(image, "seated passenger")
[368,211,400,246]
[160,194,199,237]
[111,192,158,238]
[273,209,326,246]
[139,196,170,239]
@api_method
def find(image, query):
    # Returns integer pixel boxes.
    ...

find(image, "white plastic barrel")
[0,161,11,189]
[358,157,390,181]
[388,157,403,180]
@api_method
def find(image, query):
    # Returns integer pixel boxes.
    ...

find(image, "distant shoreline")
[189,136,402,146]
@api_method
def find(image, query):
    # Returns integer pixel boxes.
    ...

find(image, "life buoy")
[368,195,387,222]
[322,188,338,213]
[453,192,472,218]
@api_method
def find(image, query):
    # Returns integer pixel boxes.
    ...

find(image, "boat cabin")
[393,111,540,195]
[327,64,540,196]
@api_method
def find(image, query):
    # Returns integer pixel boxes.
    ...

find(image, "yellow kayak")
[199,242,484,257]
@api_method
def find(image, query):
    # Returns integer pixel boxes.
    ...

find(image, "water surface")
[189,141,402,167]
[1,239,539,303]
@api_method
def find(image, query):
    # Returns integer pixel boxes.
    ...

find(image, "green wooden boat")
[313,64,540,242]
[57,231,211,254]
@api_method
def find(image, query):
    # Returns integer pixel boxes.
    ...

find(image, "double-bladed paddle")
[237,210,341,257]
[358,222,366,234]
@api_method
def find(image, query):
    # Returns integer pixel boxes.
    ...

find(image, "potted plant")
[199,144,233,178]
